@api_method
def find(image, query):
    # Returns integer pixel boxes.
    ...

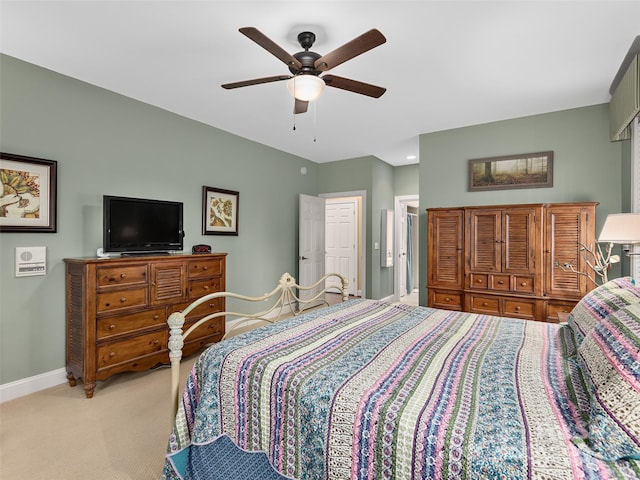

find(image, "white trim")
[0,368,67,402]
[394,195,419,301]
[632,117,640,278]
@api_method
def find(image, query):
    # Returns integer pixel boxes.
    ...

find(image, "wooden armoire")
[427,202,597,323]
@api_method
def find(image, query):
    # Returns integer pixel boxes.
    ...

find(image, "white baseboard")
[0,368,68,403]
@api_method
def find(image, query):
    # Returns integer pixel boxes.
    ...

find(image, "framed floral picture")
[0,152,58,233]
[202,186,239,235]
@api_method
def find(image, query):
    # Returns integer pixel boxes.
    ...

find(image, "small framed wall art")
[0,152,58,233]
[468,151,553,191]
[202,186,239,235]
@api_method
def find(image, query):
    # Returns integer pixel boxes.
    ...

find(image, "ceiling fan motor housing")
[290,32,322,76]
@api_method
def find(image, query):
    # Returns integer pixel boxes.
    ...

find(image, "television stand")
[120,251,172,257]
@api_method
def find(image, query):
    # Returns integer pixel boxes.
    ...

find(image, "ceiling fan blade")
[239,27,302,70]
[221,75,291,89]
[322,75,386,98]
[294,99,309,114]
[314,29,386,72]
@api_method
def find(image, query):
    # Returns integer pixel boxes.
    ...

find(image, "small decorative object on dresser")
[64,253,227,398]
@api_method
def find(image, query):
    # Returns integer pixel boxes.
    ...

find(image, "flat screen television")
[103,195,184,254]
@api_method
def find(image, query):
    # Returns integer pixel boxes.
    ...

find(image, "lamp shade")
[287,75,325,102]
[598,213,640,243]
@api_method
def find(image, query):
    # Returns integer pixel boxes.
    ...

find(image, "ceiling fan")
[222,27,387,114]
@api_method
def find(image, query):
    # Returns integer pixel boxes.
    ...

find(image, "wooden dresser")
[64,253,227,397]
[427,202,597,323]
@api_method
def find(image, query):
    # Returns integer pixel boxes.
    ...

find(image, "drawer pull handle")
[515,306,521,311]
[445,297,451,302]
[476,279,482,283]
[203,286,209,291]
[120,297,127,303]
[498,280,504,285]
[520,282,527,287]
[153,340,159,345]
[153,314,159,320]
[109,352,116,357]
[120,273,126,279]
[109,324,116,330]
[203,266,208,271]
[209,303,215,308]
[482,302,488,307]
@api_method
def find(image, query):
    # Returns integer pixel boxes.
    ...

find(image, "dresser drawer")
[468,294,500,315]
[97,264,147,288]
[97,308,165,340]
[97,287,148,314]
[172,298,225,321]
[184,317,225,341]
[189,277,223,300]
[188,257,224,278]
[96,330,166,369]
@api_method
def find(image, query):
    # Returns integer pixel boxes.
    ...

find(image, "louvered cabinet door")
[427,209,464,289]
[466,209,502,273]
[502,207,539,274]
[544,203,597,298]
[150,261,187,305]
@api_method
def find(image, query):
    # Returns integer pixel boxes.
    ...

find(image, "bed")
[161,274,640,480]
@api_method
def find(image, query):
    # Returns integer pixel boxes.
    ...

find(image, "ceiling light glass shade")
[598,213,640,244]
[287,75,325,101]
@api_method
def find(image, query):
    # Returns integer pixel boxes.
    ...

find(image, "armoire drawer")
[468,294,500,315]
[430,290,463,310]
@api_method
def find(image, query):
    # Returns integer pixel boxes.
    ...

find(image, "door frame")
[394,194,419,301]
[320,190,366,297]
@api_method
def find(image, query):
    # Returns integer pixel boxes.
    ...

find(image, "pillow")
[573,303,640,461]
[567,277,640,353]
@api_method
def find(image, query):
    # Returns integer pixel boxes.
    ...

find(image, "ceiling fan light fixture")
[287,75,325,101]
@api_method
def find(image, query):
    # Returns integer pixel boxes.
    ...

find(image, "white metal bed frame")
[167,272,349,414]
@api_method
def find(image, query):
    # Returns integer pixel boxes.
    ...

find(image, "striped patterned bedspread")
[162,299,640,479]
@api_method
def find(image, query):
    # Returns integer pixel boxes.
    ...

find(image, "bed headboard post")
[168,311,186,416]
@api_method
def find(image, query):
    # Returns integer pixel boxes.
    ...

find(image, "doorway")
[394,195,419,304]
[321,191,366,297]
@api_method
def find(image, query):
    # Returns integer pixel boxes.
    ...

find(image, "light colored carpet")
[0,355,197,480]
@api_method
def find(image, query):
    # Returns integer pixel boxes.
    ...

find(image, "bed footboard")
[167,272,348,415]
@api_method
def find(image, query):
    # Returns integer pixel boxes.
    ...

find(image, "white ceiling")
[1,1,639,166]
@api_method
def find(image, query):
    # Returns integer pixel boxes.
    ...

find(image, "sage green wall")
[418,104,624,306]
[393,164,420,196]
[0,54,320,384]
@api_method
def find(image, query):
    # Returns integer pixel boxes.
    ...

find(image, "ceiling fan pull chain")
[313,101,317,142]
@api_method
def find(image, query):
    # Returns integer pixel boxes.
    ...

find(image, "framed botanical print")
[202,186,239,235]
[0,152,58,233]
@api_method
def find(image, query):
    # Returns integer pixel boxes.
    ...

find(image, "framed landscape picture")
[202,186,239,235]
[468,151,553,191]
[0,152,57,233]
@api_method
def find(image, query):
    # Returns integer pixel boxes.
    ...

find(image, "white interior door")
[398,203,408,296]
[325,198,357,296]
[299,194,326,305]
